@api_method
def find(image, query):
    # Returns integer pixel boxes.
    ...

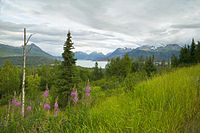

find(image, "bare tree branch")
[26,33,35,45]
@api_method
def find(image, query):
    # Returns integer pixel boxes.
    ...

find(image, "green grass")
[1,65,200,132]
[89,65,200,132]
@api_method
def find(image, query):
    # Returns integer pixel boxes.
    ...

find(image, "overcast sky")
[0,0,200,55]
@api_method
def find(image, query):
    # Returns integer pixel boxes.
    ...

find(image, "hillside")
[0,43,55,66]
[89,65,200,132]
[0,43,53,58]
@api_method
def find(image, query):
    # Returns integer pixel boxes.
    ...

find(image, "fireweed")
[11,98,21,107]
[85,81,91,97]
[71,88,78,104]
[43,103,51,111]
[43,88,49,98]
[26,106,32,112]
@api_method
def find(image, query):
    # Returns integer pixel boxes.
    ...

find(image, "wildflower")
[43,103,51,111]
[43,89,49,98]
[11,98,17,105]
[11,98,21,107]
[43,84,49,98]
[26,106,32,111]
[85,80,91,97]
[71,88,78,104]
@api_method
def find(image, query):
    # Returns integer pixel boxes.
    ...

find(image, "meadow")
[0,65,199,132]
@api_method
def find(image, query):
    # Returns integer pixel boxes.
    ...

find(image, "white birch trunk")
[21,28,26,117]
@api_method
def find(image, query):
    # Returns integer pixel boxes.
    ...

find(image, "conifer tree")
[195,41,200,63]
[171,54,179,67]
[190,38,196,63]
[144,56,156,77]
[92,62,103,80]
[179,45,190,64]
[58,31,77,107]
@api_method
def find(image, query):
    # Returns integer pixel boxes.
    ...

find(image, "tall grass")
[0,65,199,132]
[89,65,200,132]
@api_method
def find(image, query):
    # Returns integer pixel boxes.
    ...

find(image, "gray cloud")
[1,0,200,55]
[171,23,200,29]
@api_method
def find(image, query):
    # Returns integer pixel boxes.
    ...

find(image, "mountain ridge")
[0,43,182,64]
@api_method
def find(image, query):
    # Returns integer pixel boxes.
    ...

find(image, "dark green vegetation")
[0,35,200,132]
[171,39,200,67]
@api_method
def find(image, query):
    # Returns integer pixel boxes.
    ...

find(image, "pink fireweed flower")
[43,103,51,111]
[11,98,21,107]
[85,85,91,97]
[85,80,91,97]
[26,106,32,111]
[71,89,78,104]
[15,101,21,107]
[11,98,17,105]
[43,89,49,98]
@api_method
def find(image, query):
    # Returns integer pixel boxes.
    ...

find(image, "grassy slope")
[89,65,200,132]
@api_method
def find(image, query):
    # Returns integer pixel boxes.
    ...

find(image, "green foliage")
[0,61,20,105]
[144,56,156,77]
[106,54,132,78]
[179,39,200,65]
[190,38,196,63]
[0,56,56,66]
[26,74,41,99]
[171,54,179,67]
[57,31,78,107]
[179,45,190,64]
[0,65,199,132]
[195,41,200,63]
[91,62,103,81]
[123,72,147,91]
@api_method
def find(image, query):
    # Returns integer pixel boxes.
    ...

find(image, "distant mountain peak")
[136,45,156,51]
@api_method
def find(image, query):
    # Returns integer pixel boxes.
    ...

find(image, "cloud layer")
[0,0,200,55]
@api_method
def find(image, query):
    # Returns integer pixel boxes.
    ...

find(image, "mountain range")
[0,43,182,66]
[75,44,181,61]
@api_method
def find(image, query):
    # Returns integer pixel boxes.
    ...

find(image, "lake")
[76,60,108,68]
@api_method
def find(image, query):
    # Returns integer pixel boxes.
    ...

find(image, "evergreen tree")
[190,38,196,63]
[171,54,179,67]
[179,45,190,64]
[58,31,77,107]
[195,41,200,63]
[105,54,132,78]
[92,62,103,80]
[144,56,156,77]
[92,62,100,80]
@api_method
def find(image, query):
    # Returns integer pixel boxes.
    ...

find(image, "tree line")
[171,39,200,67]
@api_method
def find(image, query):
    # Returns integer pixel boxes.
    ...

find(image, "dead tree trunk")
[21,28,26,117]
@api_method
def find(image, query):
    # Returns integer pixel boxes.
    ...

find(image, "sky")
[0,0,200,56]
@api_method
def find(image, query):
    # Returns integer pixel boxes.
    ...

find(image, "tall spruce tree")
[59,31,77,107]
